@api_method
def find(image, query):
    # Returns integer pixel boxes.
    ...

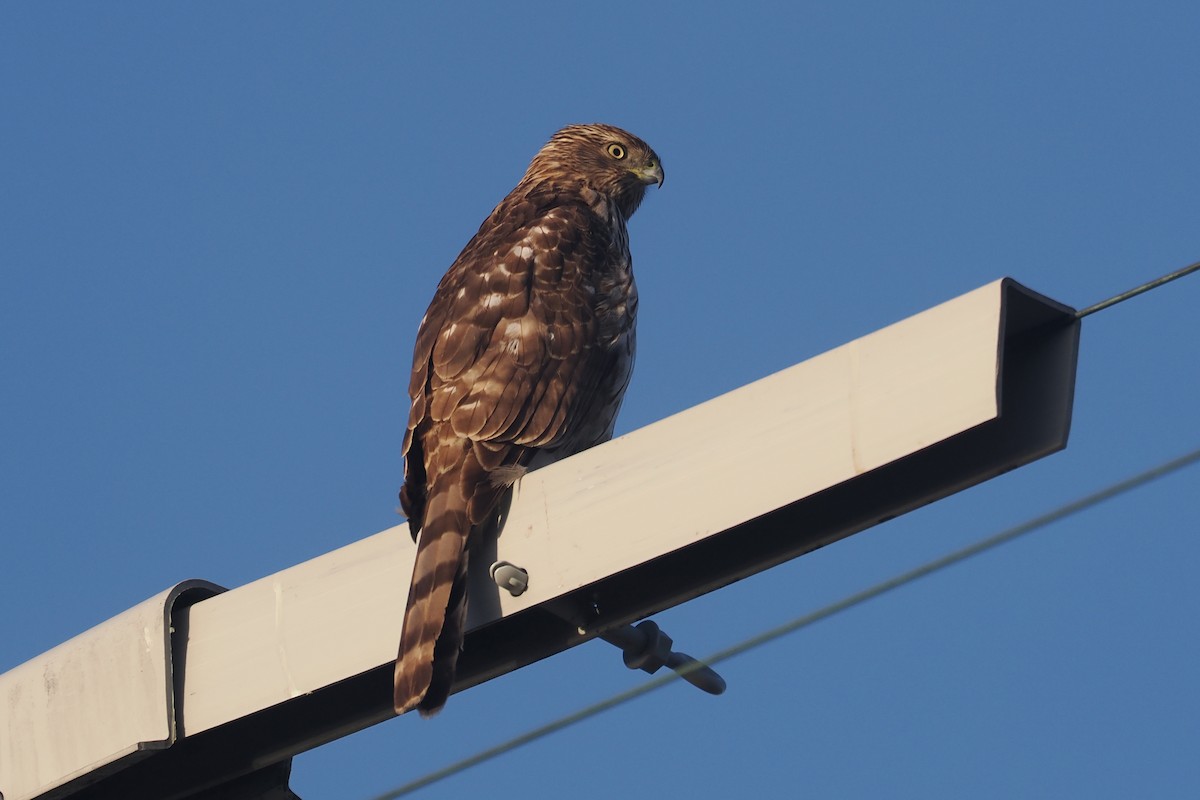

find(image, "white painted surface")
[176,280,1004,736]
[0,281,1021,799]
[176,527,407,735]
[1,586,178,800]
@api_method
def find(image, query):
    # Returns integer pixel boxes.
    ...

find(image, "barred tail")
[417,539,470,716]
[393,483,470,716]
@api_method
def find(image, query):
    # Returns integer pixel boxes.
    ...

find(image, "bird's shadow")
[465,488,513,628]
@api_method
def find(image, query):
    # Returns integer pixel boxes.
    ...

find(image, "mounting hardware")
[600,620,726,695]
[490,561,529,596]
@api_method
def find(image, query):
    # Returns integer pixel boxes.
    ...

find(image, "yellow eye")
[606,142,627,160]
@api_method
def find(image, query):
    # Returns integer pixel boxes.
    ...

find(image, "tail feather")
[395,438,517,716]
[394,485,470,715]
[417,539,470,716]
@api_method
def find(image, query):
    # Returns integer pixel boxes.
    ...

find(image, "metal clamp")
[490,563,725,695]
[600,620,726,695]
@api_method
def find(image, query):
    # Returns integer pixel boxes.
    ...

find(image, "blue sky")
[3,2,1199,798]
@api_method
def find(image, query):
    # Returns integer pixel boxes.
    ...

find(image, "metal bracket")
[491,563,725,695]
[600,620,726,695]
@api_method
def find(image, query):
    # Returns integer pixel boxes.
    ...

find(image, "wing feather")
[406,194,617,460]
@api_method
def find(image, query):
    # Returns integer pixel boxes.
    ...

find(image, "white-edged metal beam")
[0,279,1079,800]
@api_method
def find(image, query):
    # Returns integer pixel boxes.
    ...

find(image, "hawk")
[394,124,663,716]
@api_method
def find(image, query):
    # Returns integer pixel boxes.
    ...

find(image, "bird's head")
[524,123,663,219]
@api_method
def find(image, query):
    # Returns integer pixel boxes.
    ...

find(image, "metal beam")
[0,279,1079,800]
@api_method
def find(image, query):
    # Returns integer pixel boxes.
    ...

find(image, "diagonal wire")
[1075,258,1200,318]
[369,446,1200,800]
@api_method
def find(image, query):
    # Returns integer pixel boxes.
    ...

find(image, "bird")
[394,124,663,716]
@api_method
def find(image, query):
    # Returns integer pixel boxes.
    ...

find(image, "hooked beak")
[632,159,665,188]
